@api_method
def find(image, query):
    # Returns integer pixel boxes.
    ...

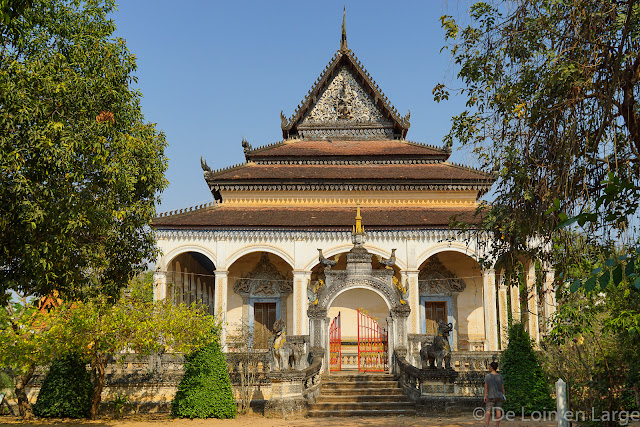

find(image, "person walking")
[484,361,505,427]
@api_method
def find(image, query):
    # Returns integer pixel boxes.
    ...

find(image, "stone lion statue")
[269,318,304,371]
[420,320,453,370]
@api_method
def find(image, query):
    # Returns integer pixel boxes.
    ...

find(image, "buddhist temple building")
[150,15,555,372]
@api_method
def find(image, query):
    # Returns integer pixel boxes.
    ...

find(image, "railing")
[395,352,459,400]
[407,334,500,371]
[395,350,489,402]
[226,350,272,386]
[302,354,323,403]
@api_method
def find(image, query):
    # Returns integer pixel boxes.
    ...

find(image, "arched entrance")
[226,251,293,349]
[327,287,390,371]
[308,240,410,374]
[165,251,216,314]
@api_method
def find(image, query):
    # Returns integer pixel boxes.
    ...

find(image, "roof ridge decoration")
[445,161,494,177]
[281,14,410,140]
[403,139,450,154]
[154,201,218,219]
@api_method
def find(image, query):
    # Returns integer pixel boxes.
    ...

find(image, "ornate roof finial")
[352,204,365,244]
[340,6,347,51]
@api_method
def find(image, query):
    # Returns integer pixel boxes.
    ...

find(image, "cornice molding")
[154,228,478,242]
[252,159,443,165]
[221,197,477,207]
[207,183,492,192]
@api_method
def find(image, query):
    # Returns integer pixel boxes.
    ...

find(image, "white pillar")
[196,277,202,304]
[497,274,509,349]
[510,281,521,324]
[293,270,311,335]
[527,261,540,344]
[214,270,228,347]
[543,266,556,323]
[556,378,568,427]
[153,270,167,301]
[483,268,498,351]
[402,270,420,334]
[175,261,183,304]
[203,280,209,308]
[184,268,190,304]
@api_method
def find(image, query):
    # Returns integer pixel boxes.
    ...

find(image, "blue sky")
[112,1,477,213]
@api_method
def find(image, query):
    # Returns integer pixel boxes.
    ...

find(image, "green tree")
[172,339,237,419]
[436,0,640,283]
[501,323,554,413]
[53,293,218,419]
[0,298,60,419]
[33,353,93,418]
[437,4,640,420]
[0,0,168,303]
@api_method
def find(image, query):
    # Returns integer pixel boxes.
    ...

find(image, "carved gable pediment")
[300,66,391,128]
[281,50,410,140]
[419,255,466,296]
[233,253,292,297]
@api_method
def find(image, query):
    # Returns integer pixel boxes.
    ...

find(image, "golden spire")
[340,6,348,51]
[353,204,364,235]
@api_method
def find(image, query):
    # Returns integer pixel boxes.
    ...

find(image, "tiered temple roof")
[152,18,494,231]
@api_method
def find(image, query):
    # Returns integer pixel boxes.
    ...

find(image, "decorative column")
[153,269,167,301]
[510,281,521,324]
[402,270,420,334]
[451,291,461,351]
[214,270,228,347]
[293,270,311,335]
[543,265,556,326]
[497,274,509,349]
[307,306,328,373]
[174,261,183,304]
[526,261,540,343]
[527,261,540,344]
[483,268,499,351]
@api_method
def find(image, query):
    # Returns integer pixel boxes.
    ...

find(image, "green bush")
[171,339,236,419]
[501,323,554,414]
[33,353,93,418]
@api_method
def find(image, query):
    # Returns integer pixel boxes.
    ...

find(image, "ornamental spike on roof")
[281,17,410,140]
[341,6,348,51]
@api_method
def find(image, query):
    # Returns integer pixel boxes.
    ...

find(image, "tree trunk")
[14,365,35,420]
[90,357,106,420]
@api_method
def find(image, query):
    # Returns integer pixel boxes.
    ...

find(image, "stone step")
[320,387,404,396]
[310,401,415,411]
[307,408,417,417]
[321,380,399,389]
[324,373,394,382]
[317,394,410,403]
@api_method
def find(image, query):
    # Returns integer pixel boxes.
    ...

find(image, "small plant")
[33,353,93,418]
[171,337,236,419]
[227,321,271,414]
[501,323,554,414]
[110,393,129,419]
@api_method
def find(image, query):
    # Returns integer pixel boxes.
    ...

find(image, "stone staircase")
[307,372,416,417]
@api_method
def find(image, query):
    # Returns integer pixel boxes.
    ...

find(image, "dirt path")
[0,413,559,427]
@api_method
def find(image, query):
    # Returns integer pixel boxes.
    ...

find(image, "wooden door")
[254,302,276,349]
[425,301,447,335]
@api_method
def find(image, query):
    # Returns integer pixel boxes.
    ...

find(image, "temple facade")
[150,20,555,372]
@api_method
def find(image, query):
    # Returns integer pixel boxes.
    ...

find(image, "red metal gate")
[357,309,388,372]
[329,312,341,372]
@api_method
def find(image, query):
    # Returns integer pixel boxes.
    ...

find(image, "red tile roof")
[207,162,492,183]
[246,140,446,159]
[152,206,481,229]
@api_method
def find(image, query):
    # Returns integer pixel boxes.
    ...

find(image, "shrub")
[501,323,554,414]
[33,353,93,418]
[171,338,236,419]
